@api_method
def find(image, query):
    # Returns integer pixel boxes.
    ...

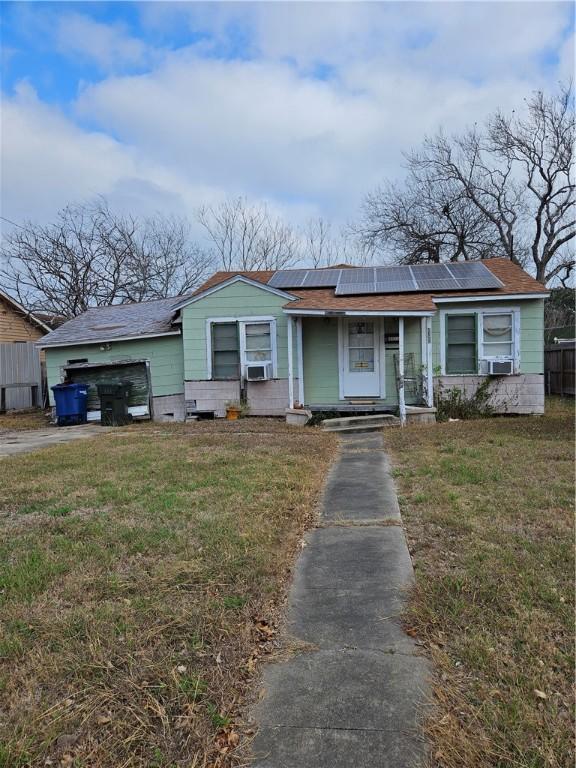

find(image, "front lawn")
[385,398,574,768]
[0,419,336,767]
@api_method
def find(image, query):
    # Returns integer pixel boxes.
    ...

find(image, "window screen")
[446,314,476,374]
[244,322,272,363]
[482,313,513,358]
[212,323,240,379]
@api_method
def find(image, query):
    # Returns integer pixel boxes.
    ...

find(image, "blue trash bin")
[51,383,89,426]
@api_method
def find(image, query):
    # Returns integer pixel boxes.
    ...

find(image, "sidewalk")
[251,431,430,767]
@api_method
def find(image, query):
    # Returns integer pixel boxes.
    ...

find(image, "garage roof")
[37,295,190,348]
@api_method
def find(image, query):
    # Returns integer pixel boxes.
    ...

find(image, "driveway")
[0,424,110,458]
[251,431,430,767]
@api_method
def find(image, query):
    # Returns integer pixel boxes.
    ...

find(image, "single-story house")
[38,259,549,422]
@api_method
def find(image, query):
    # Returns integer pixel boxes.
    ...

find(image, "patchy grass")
[0,409,51,432]
[0,419,336,767]
[385,397,575,768]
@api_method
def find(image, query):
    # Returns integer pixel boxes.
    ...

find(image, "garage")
[65,360,152,421]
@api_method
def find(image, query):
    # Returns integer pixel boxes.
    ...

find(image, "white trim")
[205,315,278,380]
[433,293,548,304]
[296,317,304,406]
[337,317,385,400]
[173,275,296,310]
[426,317,433,407]
[287,317,294,409]
[38,330,181,349]
[379,317,386,399]
[440,305,521,375]
[0,288,53,333]
[284,308,435,317]
[398,317,406,426]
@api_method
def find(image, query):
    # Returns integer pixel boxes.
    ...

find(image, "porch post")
[426,317,434,407]
[421,316,434,408]
[296,317,304,407]
[287,316,295,409]
[398,317,406,426]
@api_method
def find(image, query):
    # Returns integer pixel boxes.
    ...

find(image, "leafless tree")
[357,85,575,284]
[197,197,299,271]
[303,217,341,267]
[0,200,213,317]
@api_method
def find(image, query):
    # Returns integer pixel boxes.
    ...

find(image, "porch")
[284,310,435,425]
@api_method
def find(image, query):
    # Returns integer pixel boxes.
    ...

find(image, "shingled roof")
[37,295,190,348]
[193,259,547,312]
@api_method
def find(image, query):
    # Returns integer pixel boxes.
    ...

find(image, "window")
[446,314,476,374]
[482,313,513,358]
[211,323,240,379]
[209,319,276,379]
[348,321,375,372]
[244,322,272,365]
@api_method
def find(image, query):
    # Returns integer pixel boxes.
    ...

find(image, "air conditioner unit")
[485,359,514,376]
[246,363,272,381]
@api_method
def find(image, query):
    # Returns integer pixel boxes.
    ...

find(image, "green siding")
[303,318,340,403]
[431,299,544,374]
[182,281,294,380]
[45,335,184,405]
[302,316,423,407]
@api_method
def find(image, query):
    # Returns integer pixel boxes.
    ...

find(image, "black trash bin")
[97,382,133,426]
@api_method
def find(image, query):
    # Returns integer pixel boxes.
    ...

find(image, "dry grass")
[0,419,337,767]
[0,409,52,433]
[384,397,575,768]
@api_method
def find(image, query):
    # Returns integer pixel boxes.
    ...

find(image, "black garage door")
[67,362,150,416]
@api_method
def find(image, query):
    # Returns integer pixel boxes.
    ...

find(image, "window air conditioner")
[245,363,272,381]
[485,359,514,375]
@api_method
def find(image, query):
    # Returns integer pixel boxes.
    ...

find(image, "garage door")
[67,362,150,420]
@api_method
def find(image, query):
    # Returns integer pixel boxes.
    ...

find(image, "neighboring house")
[38,259,549,422]
[0,289,52,410]
[0,289,52,343]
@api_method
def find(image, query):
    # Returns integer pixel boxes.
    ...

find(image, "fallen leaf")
[534,689,548,700]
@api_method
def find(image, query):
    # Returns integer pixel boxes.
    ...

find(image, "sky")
[1,1,574,240]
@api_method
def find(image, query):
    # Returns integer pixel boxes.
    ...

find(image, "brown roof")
[193,270,274,294]
[192,259,547,312]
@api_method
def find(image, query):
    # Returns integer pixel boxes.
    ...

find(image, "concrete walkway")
[251,432,430,768]
[0,424,110,458]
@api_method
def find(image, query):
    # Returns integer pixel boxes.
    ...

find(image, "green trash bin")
[97,382,133,426]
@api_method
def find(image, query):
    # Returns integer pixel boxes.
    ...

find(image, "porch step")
[322,414,401,433]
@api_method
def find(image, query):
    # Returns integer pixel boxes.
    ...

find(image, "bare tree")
[197,197,299,271]
[357,85,575,284]
[303,217,340,267]
[489,87,575,283]
[125,214,213,302]
[0,200,213,317]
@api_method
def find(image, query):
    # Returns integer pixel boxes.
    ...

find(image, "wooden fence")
[544,343,575,396]
[0,342,43,411]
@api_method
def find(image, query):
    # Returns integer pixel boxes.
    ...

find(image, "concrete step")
[322,414,401,433]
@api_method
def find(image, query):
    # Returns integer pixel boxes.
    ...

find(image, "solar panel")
[335,282,378,296]
[338,267,375,284]
[268,270,308,289]
[301,269,342,287]
[410,264,451,280]
[269,260,502,295]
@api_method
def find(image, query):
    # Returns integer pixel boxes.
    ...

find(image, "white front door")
[342,319,381,397]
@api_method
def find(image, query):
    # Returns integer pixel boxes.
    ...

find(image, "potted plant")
[225,401,242,420]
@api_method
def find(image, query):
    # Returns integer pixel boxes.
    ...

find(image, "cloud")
[55,12,150,72]
[1,1,573,240]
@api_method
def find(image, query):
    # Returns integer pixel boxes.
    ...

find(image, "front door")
[342,319,381,397]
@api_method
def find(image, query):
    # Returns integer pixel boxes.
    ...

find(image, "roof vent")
[90,323,124,331]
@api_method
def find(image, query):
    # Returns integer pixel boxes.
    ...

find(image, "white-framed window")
[441,307,520,375]
[207,317,277,379]
[480,312,514,359]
